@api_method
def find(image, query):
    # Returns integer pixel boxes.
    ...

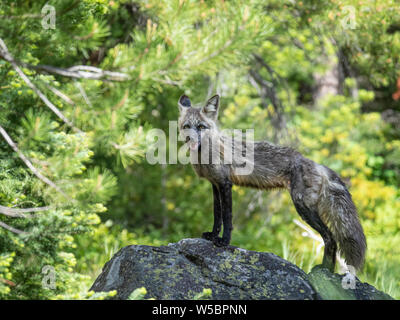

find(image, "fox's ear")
[178,95,191,111]
[202,94,220,120]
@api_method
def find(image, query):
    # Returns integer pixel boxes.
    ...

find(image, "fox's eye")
[198,124,207,130]
[182,124,190,130]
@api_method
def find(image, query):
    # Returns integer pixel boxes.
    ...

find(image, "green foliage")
[0,0,399,300]
[193,288,212,300]
[128,287,147,300]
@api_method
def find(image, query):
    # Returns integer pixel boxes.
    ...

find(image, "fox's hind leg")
[290,189,337,272]
[202,184,222,241]
[290,164,337,272]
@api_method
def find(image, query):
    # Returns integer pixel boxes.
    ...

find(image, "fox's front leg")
[213,181,233,247]
[202,184,222,241]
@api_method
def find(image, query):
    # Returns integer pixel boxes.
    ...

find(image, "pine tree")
[0,0,270,298]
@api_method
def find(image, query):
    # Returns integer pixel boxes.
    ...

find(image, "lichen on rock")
[90,238,393,300]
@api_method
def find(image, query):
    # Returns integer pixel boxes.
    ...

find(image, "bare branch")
[0,14,41,20]
[0,205,51,218]
[293,219,348,271]
[253,53,292,99]
[75,81,93,108]
[0,278,16,287]
[0,221,28,235]
[249,69,287,143]
[44,84,76,106]
[29,64,131,81]
[293,219,324,245]
[0,125,69,199]
[0,37,130,82]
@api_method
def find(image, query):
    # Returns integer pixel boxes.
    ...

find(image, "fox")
[177,94,367,273]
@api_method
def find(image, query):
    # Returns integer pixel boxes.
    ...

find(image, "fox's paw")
[213,237,229,247]
[202,232,217,241]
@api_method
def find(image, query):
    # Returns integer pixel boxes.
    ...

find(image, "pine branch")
[0,125,69,199]
[196,39,233,65]
[0,38,82,132]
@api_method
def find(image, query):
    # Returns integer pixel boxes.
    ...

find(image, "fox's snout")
[182,128,201,151]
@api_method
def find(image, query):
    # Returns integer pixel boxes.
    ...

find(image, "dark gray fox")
[177,94,366,272]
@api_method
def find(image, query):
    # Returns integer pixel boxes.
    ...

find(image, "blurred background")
[0,0,399,299]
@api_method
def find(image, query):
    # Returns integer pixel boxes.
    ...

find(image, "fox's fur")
[177,94,367,272]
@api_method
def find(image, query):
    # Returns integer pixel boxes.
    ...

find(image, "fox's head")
[177,94,220,152]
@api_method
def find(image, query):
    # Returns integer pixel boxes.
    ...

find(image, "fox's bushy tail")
[318,167,367,270]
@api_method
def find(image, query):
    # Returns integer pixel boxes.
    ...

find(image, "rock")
[307,265,394,300]
[90,238,317,299]
[90,238,393,300]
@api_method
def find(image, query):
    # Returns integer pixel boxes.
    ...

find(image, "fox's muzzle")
[182,128,201,151]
